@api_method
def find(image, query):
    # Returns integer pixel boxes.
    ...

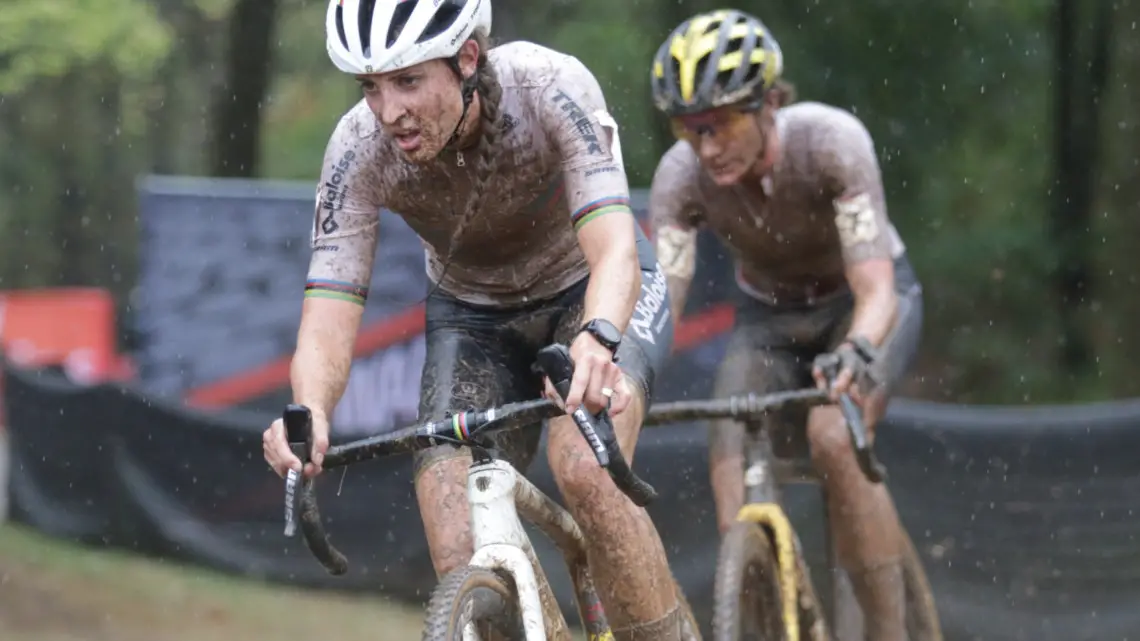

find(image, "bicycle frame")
[738,424,831,641]
[466,453,614,641]
[281,389,628,640]
[643,387,881,641]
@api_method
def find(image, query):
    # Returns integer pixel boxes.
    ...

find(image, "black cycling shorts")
[711,253,924,459]
[413,226,674,477]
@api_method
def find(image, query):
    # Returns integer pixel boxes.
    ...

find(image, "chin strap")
[442,55,479,151]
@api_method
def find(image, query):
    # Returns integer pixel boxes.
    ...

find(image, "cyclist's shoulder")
[324,99,388,165]
[490,41,567,88]
[329,99,379,144]
[649,141,706,220]
[490,40,604,105]
[779,101,875,154]
[653,140,702,187]
[322,99,396,197]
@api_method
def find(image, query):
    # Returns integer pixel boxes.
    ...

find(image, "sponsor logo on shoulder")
[551,90,602,155]
[314,150,357,238]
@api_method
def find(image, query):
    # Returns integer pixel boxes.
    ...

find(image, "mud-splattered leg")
[413,319,569,639]
[808,391,906,641]
[412,325,509,578]
[707,329,804,536]
[546,380,693,641]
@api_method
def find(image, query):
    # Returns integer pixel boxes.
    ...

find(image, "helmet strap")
[443,55,479,151]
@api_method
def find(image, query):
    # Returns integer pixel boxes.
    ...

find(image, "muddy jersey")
[305,41,633,308]
[649,101,906,305]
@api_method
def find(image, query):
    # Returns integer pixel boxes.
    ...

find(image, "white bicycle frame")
[461,457,613,641]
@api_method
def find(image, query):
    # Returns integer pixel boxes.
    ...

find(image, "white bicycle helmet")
[326,0,493,75]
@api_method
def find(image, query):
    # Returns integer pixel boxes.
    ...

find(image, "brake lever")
[532,346,610,464]
[534,344,658,506]
[818,354,888,484]
[283,404,313,537]
[837,393,888,483]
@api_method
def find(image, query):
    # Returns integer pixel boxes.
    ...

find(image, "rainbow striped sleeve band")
[304,279,368,306]
[570,195,631,231]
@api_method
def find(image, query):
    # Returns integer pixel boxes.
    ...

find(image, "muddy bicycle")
[281,343,697,640]
[644,380,943,641]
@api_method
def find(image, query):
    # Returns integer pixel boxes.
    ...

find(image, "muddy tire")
[901,531,943,641]
[712,521,788,641]
[422,566,525,641]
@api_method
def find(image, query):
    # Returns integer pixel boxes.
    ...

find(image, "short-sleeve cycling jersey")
[306,41,632,307]
[649,101,906,305]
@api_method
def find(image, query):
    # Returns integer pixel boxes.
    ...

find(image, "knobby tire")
[713,521,788,641]
[422,566,525,641]
[900,530,944,641]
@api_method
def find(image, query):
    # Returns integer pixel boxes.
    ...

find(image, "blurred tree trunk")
[210,0,281,177]
[1050,0,1110,375]
[1097,0,1140,394]
[149,0,216,175]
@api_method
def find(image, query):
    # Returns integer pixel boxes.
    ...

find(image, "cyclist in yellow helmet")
[648,10,924,641]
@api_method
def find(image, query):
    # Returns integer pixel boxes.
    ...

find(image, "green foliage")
[0,0,1133,404]
[260,3,364,180]
[0,0,173,94]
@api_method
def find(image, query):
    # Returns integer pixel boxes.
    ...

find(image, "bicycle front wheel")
[422,566,525,641]
[713,521,788,641]
[901,530,944,641]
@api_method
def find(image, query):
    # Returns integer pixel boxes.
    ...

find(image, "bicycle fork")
[737,427,830,641]
[469,460,568,641]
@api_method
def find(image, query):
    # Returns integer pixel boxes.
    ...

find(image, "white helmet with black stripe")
[326,0,492,75]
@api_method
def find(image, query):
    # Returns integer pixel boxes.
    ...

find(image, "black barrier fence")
[4,356,1140,641]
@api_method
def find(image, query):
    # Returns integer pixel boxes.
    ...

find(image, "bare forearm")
[847,286,897,347]
[582,249,640,332]
[655,224,698,322]
[290,298,364,417]
[666,275,692,323]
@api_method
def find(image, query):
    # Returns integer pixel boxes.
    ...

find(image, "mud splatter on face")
[360,59,465,165]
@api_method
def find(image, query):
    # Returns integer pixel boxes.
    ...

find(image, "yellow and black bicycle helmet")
[651,9,783,117]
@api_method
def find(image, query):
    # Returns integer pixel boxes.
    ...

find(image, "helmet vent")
[385,0,415,49]
[418,0,466,43]
[357,0,379,55]
[335,4,349,50]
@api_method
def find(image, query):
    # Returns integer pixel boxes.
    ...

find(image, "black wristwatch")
[579,318,622,359]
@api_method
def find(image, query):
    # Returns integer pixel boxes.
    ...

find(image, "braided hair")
[441,28,502,267]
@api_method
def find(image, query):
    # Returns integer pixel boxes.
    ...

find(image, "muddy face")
[671,99,781,186]
[357,41,480,163]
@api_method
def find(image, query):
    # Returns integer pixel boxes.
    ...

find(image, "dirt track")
[0,524,426,641]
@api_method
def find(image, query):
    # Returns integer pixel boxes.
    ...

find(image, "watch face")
[591,320,622,347]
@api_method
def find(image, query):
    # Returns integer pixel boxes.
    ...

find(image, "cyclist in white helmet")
[261,0,699,637]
